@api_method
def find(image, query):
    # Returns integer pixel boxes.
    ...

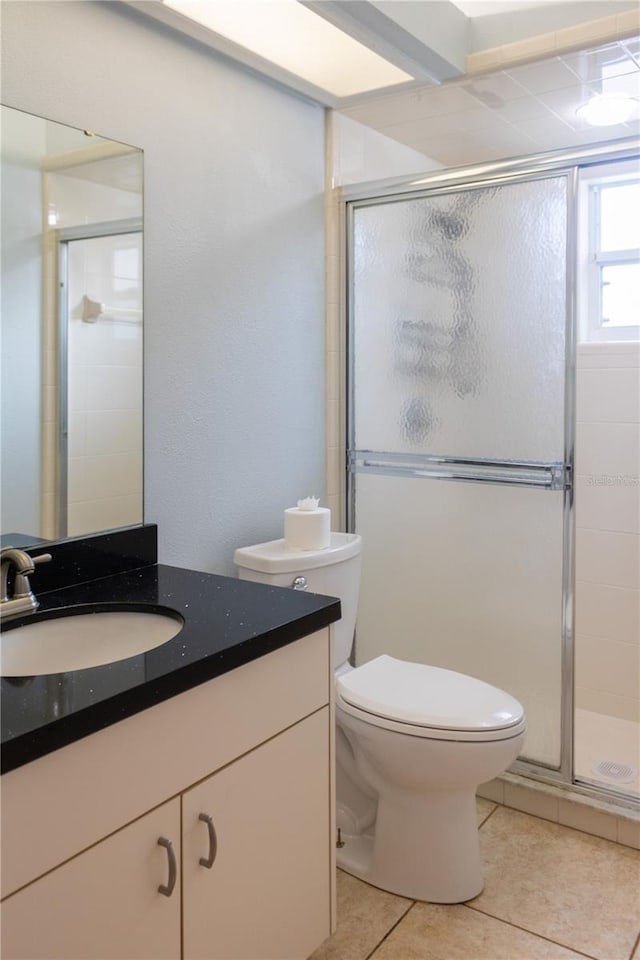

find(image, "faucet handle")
[32,553,52,566]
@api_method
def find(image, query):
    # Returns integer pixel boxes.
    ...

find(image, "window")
[581,166,640,342]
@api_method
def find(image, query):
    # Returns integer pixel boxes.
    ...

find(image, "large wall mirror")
[1,105,143,546]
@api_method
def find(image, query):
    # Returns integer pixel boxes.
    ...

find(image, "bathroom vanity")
[1,526,341,960]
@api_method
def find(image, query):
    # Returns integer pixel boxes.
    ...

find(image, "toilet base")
[336,789,484,903]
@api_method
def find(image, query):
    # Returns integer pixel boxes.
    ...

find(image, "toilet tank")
[234,533,362,669]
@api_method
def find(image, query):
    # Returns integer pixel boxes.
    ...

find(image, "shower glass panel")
[349,174,570,769]
[355,475,564,766]
[352,179,567,460]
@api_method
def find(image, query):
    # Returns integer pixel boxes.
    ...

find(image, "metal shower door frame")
[344,137,640,795]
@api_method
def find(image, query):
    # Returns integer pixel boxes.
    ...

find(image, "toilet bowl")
[234,533,526,903]
[335,655,525,901]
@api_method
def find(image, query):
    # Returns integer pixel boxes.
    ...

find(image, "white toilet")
[234,532,526,904]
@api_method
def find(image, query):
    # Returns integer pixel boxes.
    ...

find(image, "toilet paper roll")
[284,506,331,551]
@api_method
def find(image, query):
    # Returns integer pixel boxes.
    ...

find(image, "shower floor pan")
[574,708,640,798]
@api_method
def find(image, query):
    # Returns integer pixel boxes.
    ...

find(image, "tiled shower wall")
[574,342,640,723]
[66,233,143,536]
[41,167,142,537]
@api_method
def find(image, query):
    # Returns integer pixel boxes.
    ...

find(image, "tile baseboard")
[477,772,640,849]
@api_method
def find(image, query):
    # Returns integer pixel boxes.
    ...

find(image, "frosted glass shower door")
[349,175,570,768]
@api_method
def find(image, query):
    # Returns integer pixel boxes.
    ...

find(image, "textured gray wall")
[1,0,326,574]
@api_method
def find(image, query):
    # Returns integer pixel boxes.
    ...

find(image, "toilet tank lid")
[234,533,362,574]
[337,655,525,732]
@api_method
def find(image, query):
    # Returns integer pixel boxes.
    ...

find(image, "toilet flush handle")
[291,576,308,591]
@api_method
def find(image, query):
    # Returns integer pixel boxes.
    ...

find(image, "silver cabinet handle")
[157,837,177,896]
[198,813,217,869]
[291,576,308,591]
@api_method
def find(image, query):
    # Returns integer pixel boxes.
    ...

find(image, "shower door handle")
[349,451,569,491]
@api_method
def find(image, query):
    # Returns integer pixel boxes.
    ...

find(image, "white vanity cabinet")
[183,708,330,960]
[1,799,182,960]
[1,629,335,960]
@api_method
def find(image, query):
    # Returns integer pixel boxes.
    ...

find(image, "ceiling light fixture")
[162,0,414,98]
[576,93,638,127]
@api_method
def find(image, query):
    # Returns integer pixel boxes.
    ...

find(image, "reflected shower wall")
[40,156,143,538]
[65,233,142,536]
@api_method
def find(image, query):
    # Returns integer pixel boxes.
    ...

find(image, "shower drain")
[592,759,638,783]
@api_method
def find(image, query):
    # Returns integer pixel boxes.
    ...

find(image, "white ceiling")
[129,1,640,171]
[132,0,640,106]
[451,1,558,16]
[339,37,640,168]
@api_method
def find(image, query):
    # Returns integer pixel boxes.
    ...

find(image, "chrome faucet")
[0,547,52,622]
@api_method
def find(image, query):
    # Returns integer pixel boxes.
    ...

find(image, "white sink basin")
[0,608,184,677]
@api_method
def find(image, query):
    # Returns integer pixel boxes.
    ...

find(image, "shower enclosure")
[345,140,639,797]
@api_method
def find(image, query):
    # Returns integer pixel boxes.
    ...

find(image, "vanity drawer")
[1,628,330,898]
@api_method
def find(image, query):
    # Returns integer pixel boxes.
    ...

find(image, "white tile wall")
[84,410,142,457]
[68,494,142,538]
[66,232,143,537]
[576,367,640,423]
[40,168,142,538]
[85,364,142,413]
[575,580,639,646]
[576,528,640,588]
[48,173,142,230]
[575,422,639,476]
[330,113,440,188]
[575,634,640,702]
[575,343,640,724]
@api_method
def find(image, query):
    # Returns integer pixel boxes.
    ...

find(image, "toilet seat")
[336,655,526,743]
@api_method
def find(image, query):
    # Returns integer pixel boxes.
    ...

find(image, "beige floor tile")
[633,935,640,960]
[370,902,589,959]
[476,797,497,826]
[470,806,640,960]
[309,870,411,960]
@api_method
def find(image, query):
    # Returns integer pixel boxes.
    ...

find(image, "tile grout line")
[478,803,501,829]
[363,900,417,960]
[628,928,640,960]
[463,902,605,960]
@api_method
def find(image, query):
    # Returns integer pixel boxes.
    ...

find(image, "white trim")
[578,161,640,344]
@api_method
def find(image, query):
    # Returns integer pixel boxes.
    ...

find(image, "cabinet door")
[1,798,181,960]
[183,707,331,960]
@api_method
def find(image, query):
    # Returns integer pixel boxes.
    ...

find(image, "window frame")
[582,172,640,343]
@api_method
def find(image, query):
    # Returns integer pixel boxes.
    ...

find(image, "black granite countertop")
[1,555,341,774]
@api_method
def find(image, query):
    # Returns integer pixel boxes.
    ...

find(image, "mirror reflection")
[1,106,143,545]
